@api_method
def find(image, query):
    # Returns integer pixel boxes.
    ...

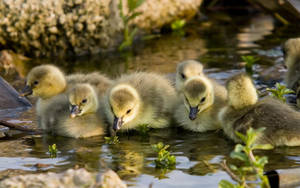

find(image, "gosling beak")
[20,85,33,97]
[189,106,199,120]
[113,116,123,131]
[70,105,81,118]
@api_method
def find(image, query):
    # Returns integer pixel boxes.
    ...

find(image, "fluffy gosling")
[102,72,177,132]
[21,64,112,130]
[175,60,204,92]
[219,73,300,147]
[43,84,106,138]
[174,76,227,132]
[283,38,300,108]
[66,72,112,96]
[22,65,66,99]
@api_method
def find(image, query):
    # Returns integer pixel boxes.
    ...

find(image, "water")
[1,12,300,187]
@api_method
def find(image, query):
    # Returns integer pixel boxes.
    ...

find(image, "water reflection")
[237,14,274,48]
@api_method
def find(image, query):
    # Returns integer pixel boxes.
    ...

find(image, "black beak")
[113,116,123,131]
[20,85,33,97]
[70,105,81,118]
[189,106,199,120]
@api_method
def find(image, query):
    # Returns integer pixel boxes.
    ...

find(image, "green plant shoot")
[241,55,260,75]
[118,0,145,51]
[219,128,273,188]
[137,124,150,135]
[48,144,58,158]
[105,136,120,145]
[152,142,176,169]
[171,19,186,31]
[266,83,294,102]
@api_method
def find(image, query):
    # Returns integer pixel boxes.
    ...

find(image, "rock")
[0,0,203,57]
[132,0,203,30]
[0,50,31,79]
[99,170,127,188]
[0,168,127,188]
[0,76,31,119]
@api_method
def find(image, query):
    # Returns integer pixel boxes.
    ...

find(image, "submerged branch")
[0,120,43,134]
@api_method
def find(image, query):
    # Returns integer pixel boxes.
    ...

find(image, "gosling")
[175,60,204,92]
[176,59,226,99]
[102,72,178,132]
[283,38,300,108]
[219,73,300,147]
[66,72,112,96]
[174,76,227,132]
[22,65,112,99]
[21,64,112,129]
[42,84,106,138]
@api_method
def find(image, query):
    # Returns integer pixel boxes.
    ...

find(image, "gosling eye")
[82,99,87,104]
[33,81,39,85]
[181,73,186,79]
[201,97,206,103]
[126,109,132,114]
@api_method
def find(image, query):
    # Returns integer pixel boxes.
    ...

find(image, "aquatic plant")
[137,124,150,135]
[48,144,58,158]
[152,142,176,169]
[267,83,294,103]
[219,128,272,188]
[118,0,145,51]
[171,19,186,36]
[241,55,260,75]
[105,136,120,144]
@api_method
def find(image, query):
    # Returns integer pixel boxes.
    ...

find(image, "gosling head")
[109,84,140,131]
[68,84,99,118]
[226,74,258,110]
[176,60,204,91]
[283,38,300,69]
[182,76,214,120]
[21,65,66,99]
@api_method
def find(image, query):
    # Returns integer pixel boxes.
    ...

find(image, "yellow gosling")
[42,84,106,138]
[219,73,300,147]
[175,76,227,132]
[102,72,178,132]
[66,72,112,97]
[175,60,204,92]
[21,65,112,130]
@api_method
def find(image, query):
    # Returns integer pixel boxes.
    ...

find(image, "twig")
[0,120,43,134]
[248,150,260,176]
[221,160,249,188]
[202,160,216,173]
